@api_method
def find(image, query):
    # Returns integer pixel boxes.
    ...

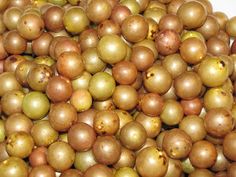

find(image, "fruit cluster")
[0,0,236,177]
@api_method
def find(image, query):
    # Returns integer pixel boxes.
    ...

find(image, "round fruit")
[97,34,127,64]
[136,147,169,177]
[22,91,50,120]
[47,141,75,172]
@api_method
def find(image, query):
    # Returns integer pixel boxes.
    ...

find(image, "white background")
[210,0,236,18]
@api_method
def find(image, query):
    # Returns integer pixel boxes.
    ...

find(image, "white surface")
[210,0,236,18]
